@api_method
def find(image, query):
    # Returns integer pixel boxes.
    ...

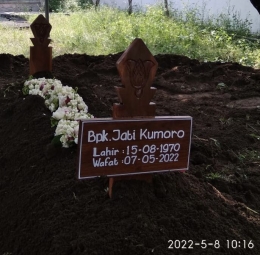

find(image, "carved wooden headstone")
[77,38,192,198]
[113,38,157,118]
[29,14,52,75]
[109,38,158,196]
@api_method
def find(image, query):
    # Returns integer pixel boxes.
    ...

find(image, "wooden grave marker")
[77,38,192,197]
[29,14,52,75]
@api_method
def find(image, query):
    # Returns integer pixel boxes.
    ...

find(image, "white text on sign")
[88,129,185,144]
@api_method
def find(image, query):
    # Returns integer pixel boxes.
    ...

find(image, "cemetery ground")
[0,51,260,254]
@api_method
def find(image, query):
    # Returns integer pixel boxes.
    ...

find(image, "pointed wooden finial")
[29,14,52,75]
[30,14,52,47]
[113,38,158,118]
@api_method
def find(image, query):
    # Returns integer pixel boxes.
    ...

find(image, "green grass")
[1,5,260,67]
[237,149,260,164]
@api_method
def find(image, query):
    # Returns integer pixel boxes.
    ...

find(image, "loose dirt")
[0,52,260,255]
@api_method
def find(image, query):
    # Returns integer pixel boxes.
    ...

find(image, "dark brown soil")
[0,52,260,255]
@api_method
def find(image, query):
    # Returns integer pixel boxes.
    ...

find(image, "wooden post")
[29,14,52,76]
[109,38,158,197]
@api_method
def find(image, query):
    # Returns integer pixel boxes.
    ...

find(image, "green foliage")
[51,134,62,147]
[50,117,59,127]
[206,172,222,180]
[1,4,260,67]
[49,0,61,11]
[237,149,260,163]
[22,86,29,95]
[49,0,93,12]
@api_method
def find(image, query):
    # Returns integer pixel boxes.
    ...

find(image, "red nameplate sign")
[77,117,192,179]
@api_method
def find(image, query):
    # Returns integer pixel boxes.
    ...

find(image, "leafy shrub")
[49,0,61,12]
[49,0,93,12]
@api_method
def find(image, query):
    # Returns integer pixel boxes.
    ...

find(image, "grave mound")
[0,52,260,254]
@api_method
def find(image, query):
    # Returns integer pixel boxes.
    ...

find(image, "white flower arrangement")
[54,120,79,148]
[23,77,93,148]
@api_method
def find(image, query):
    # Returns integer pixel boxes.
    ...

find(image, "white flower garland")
[23,77,93,148]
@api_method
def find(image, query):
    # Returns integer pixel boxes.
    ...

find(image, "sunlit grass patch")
[0,5,260,67]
